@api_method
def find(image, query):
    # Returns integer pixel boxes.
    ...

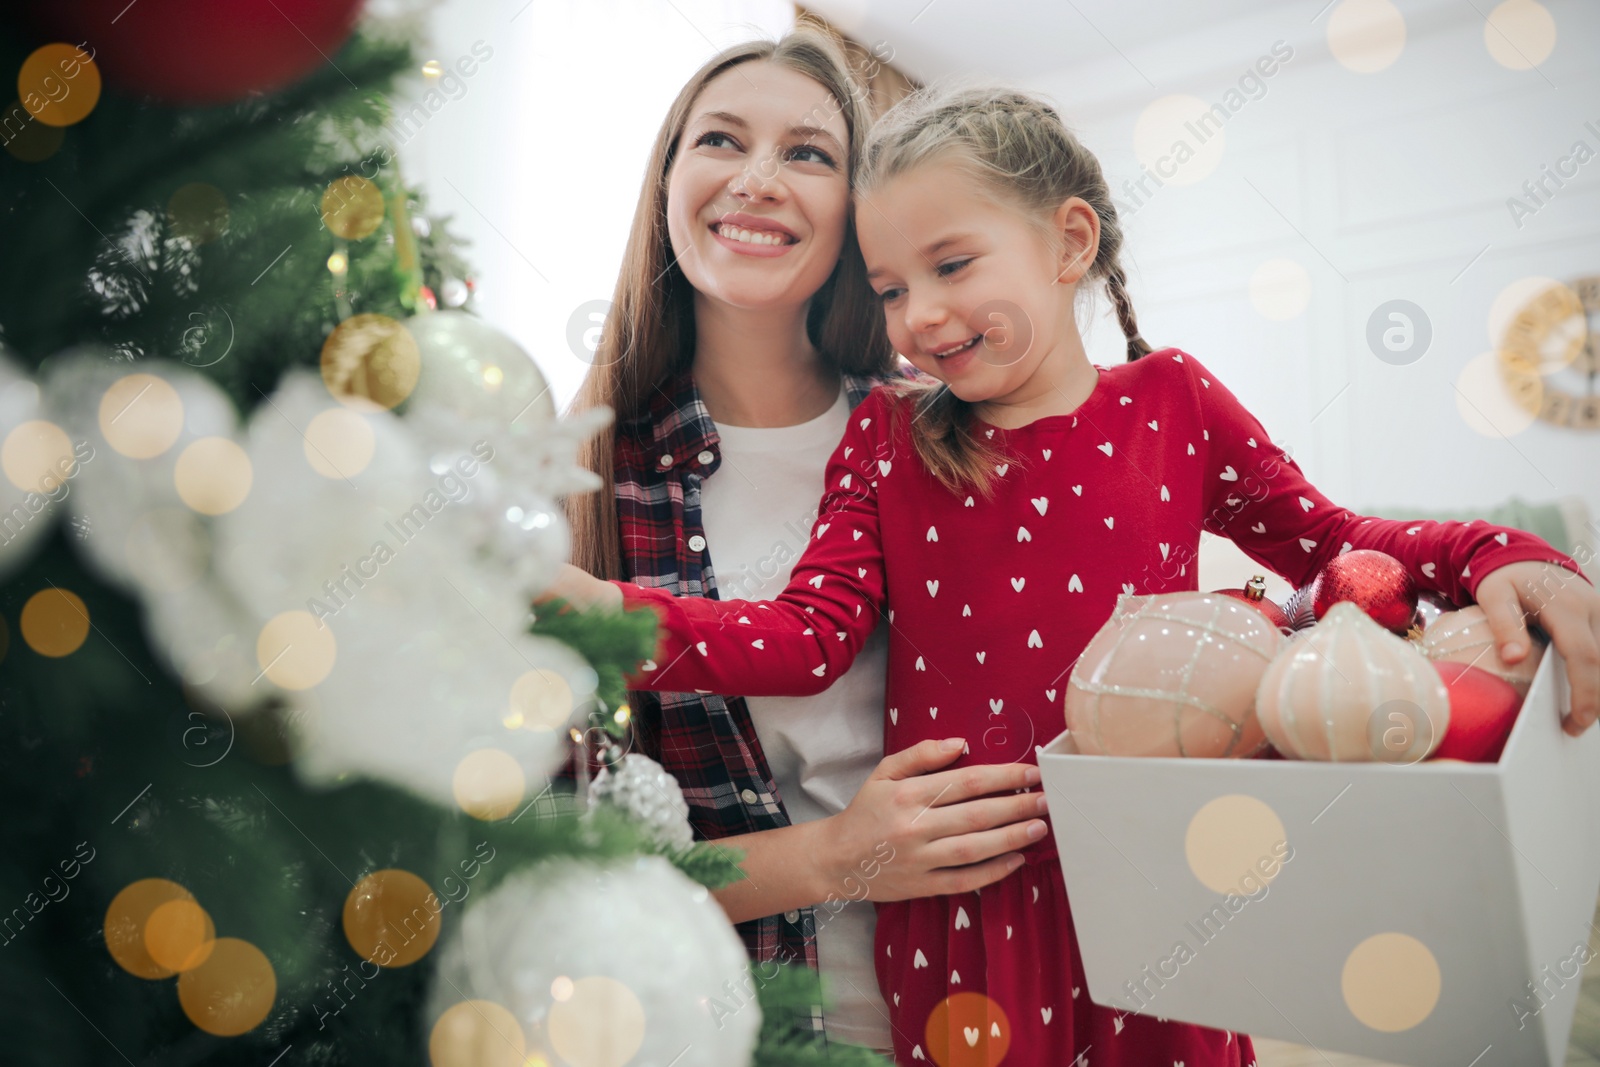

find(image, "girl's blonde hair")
[858,84,1151,499]
[564,21,894,581]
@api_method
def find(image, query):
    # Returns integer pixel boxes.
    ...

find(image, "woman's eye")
[788,144,837,167]
[694,130,737,150]
[936,258,972,278]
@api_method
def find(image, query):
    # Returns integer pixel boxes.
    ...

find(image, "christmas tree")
[0,4,888,1064]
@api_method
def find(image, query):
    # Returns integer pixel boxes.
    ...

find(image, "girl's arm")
[615,390,895,697]
[1179,351,1589,603]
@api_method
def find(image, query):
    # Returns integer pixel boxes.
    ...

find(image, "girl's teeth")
[720,225,788,246]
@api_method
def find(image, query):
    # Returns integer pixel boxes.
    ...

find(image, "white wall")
[392,0,796,410]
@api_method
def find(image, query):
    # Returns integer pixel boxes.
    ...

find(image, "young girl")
[553,84,1598,1065]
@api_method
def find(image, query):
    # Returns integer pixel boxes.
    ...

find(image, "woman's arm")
[710,739,1048,925]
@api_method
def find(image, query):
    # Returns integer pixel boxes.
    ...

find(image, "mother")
[560,23,1045,1054]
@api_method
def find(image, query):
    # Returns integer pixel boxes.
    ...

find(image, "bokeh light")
[321,176,385,241]
[20,587,90,657]
[1185,794,1287,895]
[1484,0,1556,69]
[255,611,337,690]
[343,869,442,968]
[174,437,253,515]
[452,748,526,821]
[1342,932,1441,1031]
[176,937,276,1036]
[100,373,184,459]
[303,407,376,478]
[428,999,527,1067]
[18,43,101,126]
[3,418,77,494]
[167,183,229,244]
[320,313,421,410]
[145,898,216,972]
[1327,0,1406,73]
[106,878,195,979]
[547,976,646,1067]
[924,992,1011,1067]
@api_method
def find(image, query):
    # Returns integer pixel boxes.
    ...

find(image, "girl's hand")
[818,738,1048,903]
[1473,560,1600,735]
[535,563,623,613]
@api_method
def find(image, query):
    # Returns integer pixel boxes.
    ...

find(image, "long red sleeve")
[1181,351,1589,604]
[617,390,895,696]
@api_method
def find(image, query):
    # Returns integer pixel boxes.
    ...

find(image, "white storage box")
[1038,647,1600,1066]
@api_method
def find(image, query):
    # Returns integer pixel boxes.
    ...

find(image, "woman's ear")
[1052,196,1101,285]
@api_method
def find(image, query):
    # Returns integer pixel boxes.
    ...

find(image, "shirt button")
[658,453,674,468]
[740,788,759,805]
[784,910,801,923]
[697,449,715,465]
[688,534,706,552]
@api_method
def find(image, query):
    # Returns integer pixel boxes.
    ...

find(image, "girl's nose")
[906,288,948,334]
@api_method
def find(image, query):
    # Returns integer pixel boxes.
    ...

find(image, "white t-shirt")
[698,384,892,1052]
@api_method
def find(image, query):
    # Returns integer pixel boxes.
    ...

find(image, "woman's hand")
[817,738,1048,904]
[1473,560,1600,736]
[536,563,623,612]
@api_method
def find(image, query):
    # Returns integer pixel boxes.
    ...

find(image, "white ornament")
[429,855,759,1067]
[588,754,695,850]
[0,351,67,577]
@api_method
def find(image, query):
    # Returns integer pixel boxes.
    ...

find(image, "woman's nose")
[728,152,785,201]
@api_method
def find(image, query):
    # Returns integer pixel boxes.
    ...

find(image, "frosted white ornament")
[0,351,62,577]
[428,855,759,1067]
[589,754,694,850]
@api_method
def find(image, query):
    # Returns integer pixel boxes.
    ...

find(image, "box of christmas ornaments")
[1037,549,1600,1067]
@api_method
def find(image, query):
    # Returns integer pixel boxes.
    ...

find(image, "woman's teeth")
[717,225,791,246]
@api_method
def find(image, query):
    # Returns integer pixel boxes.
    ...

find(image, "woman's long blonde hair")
[859,84,1153,501]
[564,22,893,580]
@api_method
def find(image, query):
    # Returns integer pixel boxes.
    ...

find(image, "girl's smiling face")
[665,61,851,312]
[858,157,1095,405]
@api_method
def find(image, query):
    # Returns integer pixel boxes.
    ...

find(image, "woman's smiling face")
[665,60,851,312]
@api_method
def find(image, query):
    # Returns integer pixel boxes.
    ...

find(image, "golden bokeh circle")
[452,748,526,821]
[174,437,253,515]
[303,407,376,478]
[18,44,101,127]
[100,373,185,459]
[145,898,216,972]
[1249,258,1311,321]
[106,878,195,979]
[1327,0,1407,73]
[255,611,337,690]
[167,182,230,245]
[1133,94,1225,187]
[1341,932,1440,1031]
[547,976,646,1067]
[1484,0,1556,70]
[3,419,77,495]
[176,937,277,1036]
[343,869,442,968]
[2,98,64,162]
[20,587,90,657]
[509,669,575,732]
[321,176,386,241]
[924,992,1011,1067]
[1185,794,1287,896]
[319,313,421,411]
[429,999,527,1067]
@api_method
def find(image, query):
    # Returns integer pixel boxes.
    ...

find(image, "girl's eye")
[875,287,905,303]
[788,144,837,168]
[936,258,973,278]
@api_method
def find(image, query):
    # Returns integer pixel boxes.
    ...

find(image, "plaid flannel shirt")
[554,363,906,1032]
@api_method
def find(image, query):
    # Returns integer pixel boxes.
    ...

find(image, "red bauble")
[1430,661,1523,763]
[1212,575,1292,632]
[30,0,365,105]
[1311,549,1418,634]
